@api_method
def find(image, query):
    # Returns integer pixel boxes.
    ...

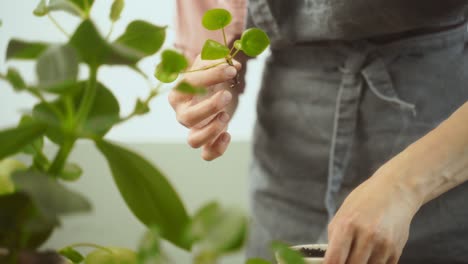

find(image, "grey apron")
[246,1,468,262]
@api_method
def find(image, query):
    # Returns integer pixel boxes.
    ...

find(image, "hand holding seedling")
[163,8,270,161]
[169,56,241,161]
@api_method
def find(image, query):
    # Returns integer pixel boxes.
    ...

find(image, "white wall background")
[0,0,267,142]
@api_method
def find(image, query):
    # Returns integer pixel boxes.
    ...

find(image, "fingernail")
[224,66,237,78]
[219,112,230,123]
[221,91,232,105]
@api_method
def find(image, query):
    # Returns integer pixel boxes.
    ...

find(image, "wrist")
[375,148,429,213]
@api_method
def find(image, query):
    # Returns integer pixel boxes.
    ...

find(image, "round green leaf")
[36,45,79,90]
[201,39,230,60]
[240,28,270,57]
[233,40,242,50]
[154,65,178,83]
[115,20,166,57]
[202,8,232,30]
[110,0,124,22]
[154,50,188,83]
[161,50,188,73]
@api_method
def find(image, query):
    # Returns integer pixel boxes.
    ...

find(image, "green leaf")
[202,8,232,30]
[6,67,27,91]
[175,82,206,95]
[59,163,82,182]
[19,116,44,156]
[85,247,137,264]
[36,45,79,90]
[115,20,166,57]
[33,0,49,16]
[0,159,26,195]
[59,247,85,263]
[133,99,150,116]
[271,242,305,264]
[70,20,142,67]
[0,122,47,161]
[201,39,229,60]
[246,258,272,264]
[13,171,92,216]
[138,226,170,264]
[48,0,95,18]
[154,65,178,83]
[234,40,242,50]
[189,202,248,254]
[96,140,190,249]
[110,0,125,22]
[240,28,270,57]
[154,50,188,83]
[0,192,55,249]
[32,82,120,143]
[6,39,49,60]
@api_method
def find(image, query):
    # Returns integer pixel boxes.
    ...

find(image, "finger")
[367,238,393,264]
[169,61,239,113]
[345,236,373,264]
[177,90,232,128]
[385,254,399,264]
[185,63,239,87]
[188,112,230,148]
[324,224,355,264]
[168,88,193,112]
[202,132,231,161]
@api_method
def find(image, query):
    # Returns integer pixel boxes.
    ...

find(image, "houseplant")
[0,1,308,263]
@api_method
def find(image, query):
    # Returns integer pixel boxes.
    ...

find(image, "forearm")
[382,101,468,206]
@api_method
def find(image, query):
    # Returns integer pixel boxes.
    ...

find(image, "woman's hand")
[324,166,424,264]
[168,55,241,161]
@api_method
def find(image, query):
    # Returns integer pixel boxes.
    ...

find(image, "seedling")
[154,8,270,90]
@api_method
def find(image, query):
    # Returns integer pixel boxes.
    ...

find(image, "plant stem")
[183,61,226,73]
[64,96,74,121]
[47,14,70,38]
[75,67,98,126]
[221,27,228,47]
[48,138,75,175]
[106,22,115,41]
[26,87,65,120]
[118,84,161,124]
[231,49,240,59]
[65,243,113,253]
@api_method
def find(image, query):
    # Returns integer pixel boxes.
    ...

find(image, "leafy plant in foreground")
[0,1,300,263]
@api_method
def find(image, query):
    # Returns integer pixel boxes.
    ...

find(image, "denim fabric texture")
[246,0,468,262]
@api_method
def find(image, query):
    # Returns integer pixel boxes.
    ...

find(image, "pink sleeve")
[175,0,247,64]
